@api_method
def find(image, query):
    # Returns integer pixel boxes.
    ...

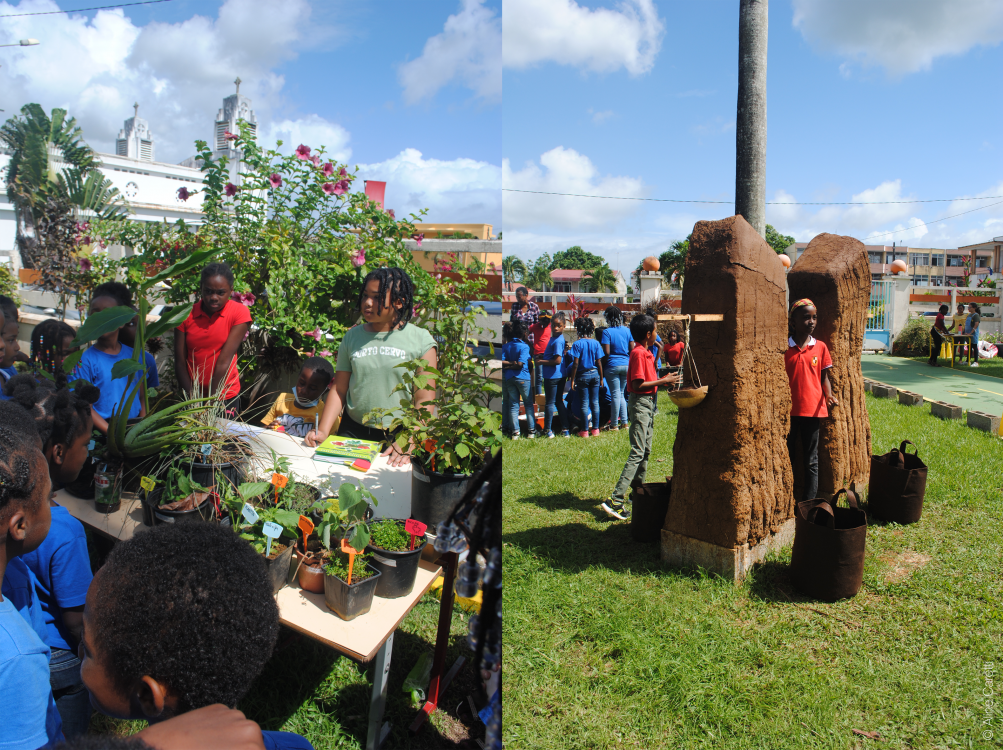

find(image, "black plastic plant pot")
[263,543,294,595]
[630,481,671,543]
[323,564,382,621]
[410,462,472,528]
[366,527,426,599]
[142,488,217,526]
[182,440,249,490]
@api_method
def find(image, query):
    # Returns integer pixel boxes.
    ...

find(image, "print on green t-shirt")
[336,322,437,428]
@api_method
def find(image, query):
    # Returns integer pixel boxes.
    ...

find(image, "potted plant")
[365,518,427,599]
[238,505,302,595]
[317,482,381,620]
[266,449,323,518]
[366,267,502,528]
[142,466,217,526]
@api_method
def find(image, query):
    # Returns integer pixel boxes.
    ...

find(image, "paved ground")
[861,353,1003,416]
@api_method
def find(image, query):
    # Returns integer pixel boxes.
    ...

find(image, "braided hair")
[0,400,45,520]
[358,267,414,330]
[92,281,132,307]
[574,316,595,338]
[5,373,99,453]
[32,319,76,378]
[603,305,624,328]
[201,262,235,287]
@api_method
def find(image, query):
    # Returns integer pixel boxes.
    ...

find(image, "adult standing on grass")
[966,302,981,367]
[600,306,633,431]
[175,263,252,416]
[928,304,951,367]
[304,268,436,468]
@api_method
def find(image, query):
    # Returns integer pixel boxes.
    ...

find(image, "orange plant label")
[271,473,289,488]
[298,515,314,546]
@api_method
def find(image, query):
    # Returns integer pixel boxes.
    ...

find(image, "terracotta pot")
[294,549,326,593]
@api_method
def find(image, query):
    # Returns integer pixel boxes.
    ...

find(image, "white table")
[56,423,437,750]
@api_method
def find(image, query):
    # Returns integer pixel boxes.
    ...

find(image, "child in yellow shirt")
[261,357,336,437]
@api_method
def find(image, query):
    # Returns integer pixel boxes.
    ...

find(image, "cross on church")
[234,77,241,95]
[133,102,139,118]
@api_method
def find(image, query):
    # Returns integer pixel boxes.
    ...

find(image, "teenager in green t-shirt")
[304,268,437,467]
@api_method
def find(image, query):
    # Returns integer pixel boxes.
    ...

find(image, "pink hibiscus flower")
[332,179,350,195]
[224,183,238,197]
[224,130,238,141]
[319,350,333,357]
[322,182,335,195]
[269,173,282,189]
[177,187,190,201]
[413,232,424,247]
[295,144,311,160]
[351,249,366,268]
[339,167,348,177]
[322,162,334,177]
[386,208,395,219]
[310,154,321,166]
[78,257,92,272]
[308,328,322,342]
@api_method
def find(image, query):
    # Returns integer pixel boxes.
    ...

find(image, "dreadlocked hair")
[604,306,624,328]
[0,400,44,518]
[92,281,132,307]
[574,317,595,338]
[5,373,99,453]
[31,319,76,377]
[358,267,414,329]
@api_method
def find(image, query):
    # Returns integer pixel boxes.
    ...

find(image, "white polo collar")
[789,335,816,349]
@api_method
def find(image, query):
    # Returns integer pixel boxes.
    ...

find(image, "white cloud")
[355,148,501,228]
[398,0,501,104]
[0,0,343,163]
[263,116,351,162]
[502,146,647,230]
[589,108,614,124]
[792,0,1003,76]
[503,0,664,75]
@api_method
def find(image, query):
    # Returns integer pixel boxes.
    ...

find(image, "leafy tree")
[502,255,527,284]
[550,245,607,271]
[660,234,691,287]
[524,254,553,291]
[765,224,795,255]
[582,263,618,293]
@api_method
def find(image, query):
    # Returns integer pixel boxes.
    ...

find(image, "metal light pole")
[0,39,40,47]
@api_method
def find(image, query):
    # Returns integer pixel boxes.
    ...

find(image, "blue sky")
[502,0,1003,275]
[0,0,501,228]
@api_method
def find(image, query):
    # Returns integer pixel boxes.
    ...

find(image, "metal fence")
[866,280,894,346]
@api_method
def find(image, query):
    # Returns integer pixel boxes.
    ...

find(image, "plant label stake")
[271,473,288,505]
[262,521,282,557]
[298,515,314,549]
[405,519,427,551]
[241,503,259,525]
[139,476,156,493]
[200,443,212,456]
[340,539,359,584]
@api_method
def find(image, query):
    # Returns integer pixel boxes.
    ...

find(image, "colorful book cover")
[313,436,381,462]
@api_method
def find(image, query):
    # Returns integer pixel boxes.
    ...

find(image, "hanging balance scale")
[657,313,723,408]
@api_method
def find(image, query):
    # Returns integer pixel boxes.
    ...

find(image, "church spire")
[214,76,257,152]
[115,103,154,162]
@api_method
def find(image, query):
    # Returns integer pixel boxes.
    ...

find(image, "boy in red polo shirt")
[602,314,680,520]
[785,299,838,503]
[528,314,552,396]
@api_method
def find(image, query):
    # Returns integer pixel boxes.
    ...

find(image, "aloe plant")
[66,245,220,459]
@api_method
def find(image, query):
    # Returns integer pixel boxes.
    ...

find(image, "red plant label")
[404,519,427,536]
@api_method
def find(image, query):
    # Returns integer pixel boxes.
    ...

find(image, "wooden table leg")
[366,632,393,750]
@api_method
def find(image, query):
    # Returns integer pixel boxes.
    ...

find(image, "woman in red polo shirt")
[785,299,838,504]
[174,262,252,414]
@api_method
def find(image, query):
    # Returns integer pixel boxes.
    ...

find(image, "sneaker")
[971,362,979,367]
[561,431,571,438]
[578,431,589,438]
[590,429,600,437]
[601,501,629,520]
[609,424,619,431]
[620,421,629,430]
[526,432,536,439]
[510,434,520,441]
[545,431,556,439]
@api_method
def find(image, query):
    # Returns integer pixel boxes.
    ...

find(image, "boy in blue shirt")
[537,312,569,438]
[79,522,314,750]
[75,286,148,434]
[502,321,535,439]
[0,400,64,749]
[567,317,604,438]
[9,373,100,739]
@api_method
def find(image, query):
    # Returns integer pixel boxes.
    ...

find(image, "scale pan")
[669,385,708,408]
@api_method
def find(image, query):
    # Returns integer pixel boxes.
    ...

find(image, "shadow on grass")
[514,490,612,518]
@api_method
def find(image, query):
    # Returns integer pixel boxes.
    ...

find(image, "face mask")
[293,386,320,409]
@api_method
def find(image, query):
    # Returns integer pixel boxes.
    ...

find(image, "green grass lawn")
[503,394,1003,749]
[89,587,484,749]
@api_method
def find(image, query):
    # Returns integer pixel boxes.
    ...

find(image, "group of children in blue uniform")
[0,295,315,748]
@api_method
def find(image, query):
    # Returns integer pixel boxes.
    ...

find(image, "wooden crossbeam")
[657,314,725,322]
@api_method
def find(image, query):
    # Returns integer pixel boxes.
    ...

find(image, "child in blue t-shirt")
[79,522,315,750]
[8,374,100,739]
[649,329,663,414]
[75,287,147,434]
[600,306,634,430]
[119,304,161,391]
[568,317,605,438]
[537,312,569,438]
[501,321,535,439]
[0,296,22,399]
[0,400,64,749]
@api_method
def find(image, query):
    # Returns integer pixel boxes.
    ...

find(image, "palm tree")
[502,255,527,285]
[524,257,553,293]
[582,263,618,294]
[0,103,129,269]
[735,0,767,237]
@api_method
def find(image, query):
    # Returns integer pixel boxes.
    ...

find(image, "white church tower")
[115,103,155,162]
[213,77,257,154]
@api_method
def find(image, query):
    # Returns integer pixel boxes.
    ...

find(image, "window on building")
[115,140,127,157]
[910,253,929,266]
[947,255,965,267]
[553,282,572,293]
[912,275,930,286]
[930,254,943,267]
[139,140,153,161]
[215,122,229,151]
[976,256,989,268]
[868,253,883,264]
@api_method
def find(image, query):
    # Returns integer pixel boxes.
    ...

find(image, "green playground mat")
[861,354,1003,416]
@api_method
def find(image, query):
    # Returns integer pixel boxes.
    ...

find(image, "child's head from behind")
[297,356,335,403]
[32,319,78,377]
[789,299,817,339]
[629,314,656,346]
[509,320,527,341]
[573,316,595,339]
[5,373,98,484]
[501,322,512,343]
[550,311,566,336]
[603,306,624,328]
[0,400,51,557]
[0,295,19,368]
[81,522,279,721]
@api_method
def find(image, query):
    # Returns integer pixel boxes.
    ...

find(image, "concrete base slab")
[931,401,963,420]
[967,410,1001,433]
[660,519,796,584]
